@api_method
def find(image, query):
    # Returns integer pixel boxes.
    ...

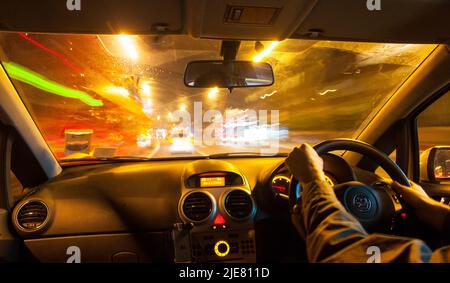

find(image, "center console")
[172,160,257,262]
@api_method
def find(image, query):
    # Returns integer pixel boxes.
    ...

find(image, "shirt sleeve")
[297,179,450,263]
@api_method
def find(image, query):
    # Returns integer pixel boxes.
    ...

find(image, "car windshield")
[0,32,436,161]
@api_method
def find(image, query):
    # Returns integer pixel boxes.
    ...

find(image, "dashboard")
[11,154,370,263]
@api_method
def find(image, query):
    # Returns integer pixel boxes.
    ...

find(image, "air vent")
[16,201,49,232]
[182,192,213,222]
[224,190,254,219]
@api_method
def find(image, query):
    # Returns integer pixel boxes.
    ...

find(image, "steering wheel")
[289,139,413,233]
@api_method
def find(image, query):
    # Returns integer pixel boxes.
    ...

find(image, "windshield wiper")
[208,152,287,159]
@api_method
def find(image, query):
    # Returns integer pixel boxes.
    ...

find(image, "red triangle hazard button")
[213,213,226,225]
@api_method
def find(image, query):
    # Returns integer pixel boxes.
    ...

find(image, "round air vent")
[182,192,213,222]
[15,201,49,232]
[224,190,254,219]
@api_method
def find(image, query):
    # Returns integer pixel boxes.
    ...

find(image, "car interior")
[0,0,449,263]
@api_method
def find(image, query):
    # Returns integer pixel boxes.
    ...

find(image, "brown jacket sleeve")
[297,180,450,263]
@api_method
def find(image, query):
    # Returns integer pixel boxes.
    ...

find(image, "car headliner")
[0,0,449,44]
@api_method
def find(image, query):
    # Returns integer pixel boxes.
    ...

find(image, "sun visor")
[294,0,450,44]
[0,0,182,34]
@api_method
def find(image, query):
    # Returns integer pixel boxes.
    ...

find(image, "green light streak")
[2,61,103,107]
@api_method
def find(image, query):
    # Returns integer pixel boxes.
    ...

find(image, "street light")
[208,87,219,100]
[253,41,279,62]
[141,81,151,97]
[143,98,153,114]
[118,35,138,61]
[105,86,130,98]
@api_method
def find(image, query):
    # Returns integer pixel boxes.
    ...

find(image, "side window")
[417,90,450,182]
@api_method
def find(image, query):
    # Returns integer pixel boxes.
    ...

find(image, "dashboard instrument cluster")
[271,172,336,199]
[269,153,354,200]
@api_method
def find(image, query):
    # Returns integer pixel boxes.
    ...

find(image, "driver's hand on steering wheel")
[392,181,450,232]
[285,143,326,187]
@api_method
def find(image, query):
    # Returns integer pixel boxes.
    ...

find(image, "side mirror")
[184,60,274,88]
[420,146,450,182]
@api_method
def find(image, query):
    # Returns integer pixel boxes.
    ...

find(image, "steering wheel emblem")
[352,192,372,213]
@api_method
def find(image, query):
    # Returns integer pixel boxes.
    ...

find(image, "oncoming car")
[0,0,449,267]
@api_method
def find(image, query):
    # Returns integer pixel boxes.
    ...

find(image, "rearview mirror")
[420,146,450,182]
[184,60,274,88]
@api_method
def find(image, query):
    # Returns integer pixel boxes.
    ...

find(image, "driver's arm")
[286,145,369,261]
[298,179,369,261]
[391,182,450,246]
[286,144,447,263]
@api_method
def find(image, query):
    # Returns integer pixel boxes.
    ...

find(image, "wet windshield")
[0,32,436,160]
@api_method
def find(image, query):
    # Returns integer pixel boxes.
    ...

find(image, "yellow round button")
[214,240,230,257]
